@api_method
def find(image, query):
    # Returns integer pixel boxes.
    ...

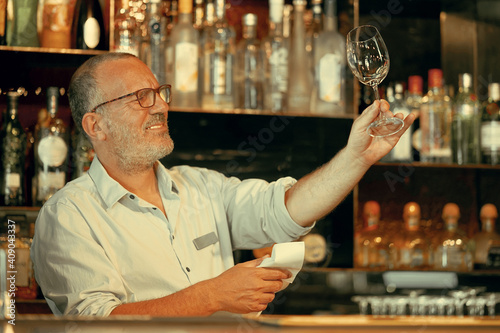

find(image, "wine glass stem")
[372,84,380,101]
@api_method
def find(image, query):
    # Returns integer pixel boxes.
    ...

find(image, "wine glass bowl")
[347,25,404,137]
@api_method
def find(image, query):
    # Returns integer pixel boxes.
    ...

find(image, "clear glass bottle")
[263,0,288,112]
[386,82,412,162]
[72,128,94,180]
[480,82,500,165]
[310,0,346,115]
[34,87,68,206]
[0,221,38,299]
[305,0,323,76]
[420,69,452,163]
[234,13,264,110]
[433,203,473,272]
[473,204,500,269]
[193,0,205,31]
[0,91,27,206]
[406,75,423,160]
[354,201,390,269]
[394,202,432,270]
[286,0,312,113]
[113,0,139,56]
[139,0,166,84]
[451,73,481,165]
[200,0,235,110]
[170,0,200,108]
[11,0,38,47]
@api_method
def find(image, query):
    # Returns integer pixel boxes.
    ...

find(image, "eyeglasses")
[89,84,171,113]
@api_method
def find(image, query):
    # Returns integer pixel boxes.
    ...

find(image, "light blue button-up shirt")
[31,157,312,316]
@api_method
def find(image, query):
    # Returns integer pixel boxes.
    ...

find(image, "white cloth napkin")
[257,241,305,290]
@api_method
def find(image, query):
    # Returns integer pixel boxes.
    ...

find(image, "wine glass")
[347,25,404,137]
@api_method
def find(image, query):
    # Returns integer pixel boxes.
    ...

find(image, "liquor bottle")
[394,202,431,269]
[200,0,236,110]
[0,92,27,206]
[282,4,292,44]
[287,0,312,113]
[305,0,323,75]
[170,0,200,108]
[0,0,7,45]
[433,203,473,272]
[263,0,288,112]
[140,0,167,84]
[234,13,264,110]
[385,82,413,162]
[39,0,72,48]
[310,0,346,115]
[480,82,500,165]
[11,0,39,46]
[406,75,423,161]
[420,69,452,163]
[193,0,205,31]
[113,0,139,56]
[34,87,69,206]
[71,0,106,50]
[0,221,38,299]
[354,201,390,269]
[72,128,94,179]
[472,203,500,269]
[451,73,481,165]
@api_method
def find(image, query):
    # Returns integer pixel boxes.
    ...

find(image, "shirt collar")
[88,157,179,209]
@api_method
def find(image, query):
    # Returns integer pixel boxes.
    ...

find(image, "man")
[31,53,414,317]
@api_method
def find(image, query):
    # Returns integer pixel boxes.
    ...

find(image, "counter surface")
[3,314,500,333]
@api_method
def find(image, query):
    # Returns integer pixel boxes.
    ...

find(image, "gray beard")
[104,114,174,175]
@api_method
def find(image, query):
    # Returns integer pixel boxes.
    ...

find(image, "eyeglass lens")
[137,86,171,108]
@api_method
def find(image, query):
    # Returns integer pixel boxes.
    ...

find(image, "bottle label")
[83,17,101,49]
[269,47,288,93]
[6,173,21,189]
[15,248,30,287]
[391,108,412,160]
[38,135,68,167]
[406,217,420,230]
[175,42,198,92]
[210,53,233,95]
[481,121,500,150]
[318,53,341,103]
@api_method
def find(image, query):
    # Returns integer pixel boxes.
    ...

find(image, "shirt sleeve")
[220,175,315,249]
[31,201,125,316]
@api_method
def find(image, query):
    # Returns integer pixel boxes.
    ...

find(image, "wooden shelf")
[0,45,107,56]
[374,162,500,170]
[170,107,357,119]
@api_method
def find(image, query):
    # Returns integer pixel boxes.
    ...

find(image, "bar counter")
[3,314,500,333]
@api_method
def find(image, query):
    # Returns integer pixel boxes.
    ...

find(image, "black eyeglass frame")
[89,84,172,113]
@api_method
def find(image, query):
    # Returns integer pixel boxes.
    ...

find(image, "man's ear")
[82,113,106,142]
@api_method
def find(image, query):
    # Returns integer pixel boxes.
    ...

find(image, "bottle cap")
[293,0,307,7]
[408,75,423,94]
[488,83,500,101]
[428,69,443,89]
[395,82,404,94]
[178,0,193,13]
[458,73,473,89]
[363,201,381,217]
[403,202,421,219]
[480,203,498,220]
[269,0,284,23]
[442,202,460,220]
[242,13,257,26]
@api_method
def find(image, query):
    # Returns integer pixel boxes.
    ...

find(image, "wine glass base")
[367,117,405,138]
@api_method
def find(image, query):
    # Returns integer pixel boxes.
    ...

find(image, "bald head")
[68,53,138,135]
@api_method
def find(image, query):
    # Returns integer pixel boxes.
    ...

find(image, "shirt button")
[172,235,175,240]
[152,207,157,210]
[186,267,190,272]
[129,194,135,200]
